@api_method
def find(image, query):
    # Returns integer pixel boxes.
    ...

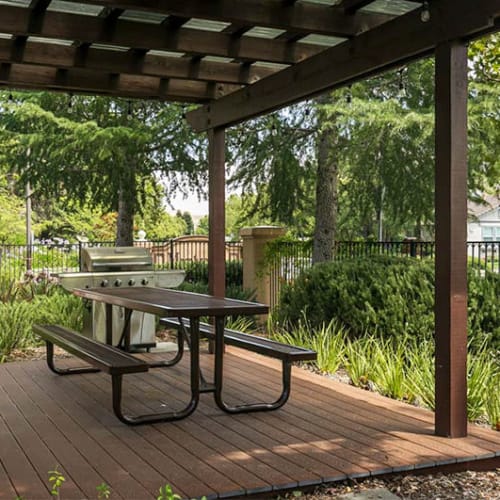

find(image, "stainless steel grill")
[59,246,185,349]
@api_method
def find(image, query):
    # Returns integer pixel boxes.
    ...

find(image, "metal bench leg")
[45,341,101,376]
[212,317,292,414]
[147,325,185,368]
[110,320,201,425]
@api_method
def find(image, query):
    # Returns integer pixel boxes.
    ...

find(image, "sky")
[169,191,208,216]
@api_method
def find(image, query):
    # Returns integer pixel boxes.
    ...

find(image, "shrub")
[0,301,35,358]
[0,282,84,359]
[180,260,243,288]
[278,256,435,340]
[32,289,84,332]
[278,255,500,350]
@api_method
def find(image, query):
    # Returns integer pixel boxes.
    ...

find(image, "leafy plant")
[0,301,35,358]
[308,320,346,374]
[485,372,500,431]
[157,484,181,500]
[0,278,19,303]
[278,256,500,351]
[48,467,66,499]
[404,339,435,409]
[96,482,111,499]
[270,315,344,373]
[467,347,498,421]
[371,338,407,400]
[32,289,84,332]
[344,336,377,389]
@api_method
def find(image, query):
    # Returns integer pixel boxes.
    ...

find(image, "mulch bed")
[294,470,500,499]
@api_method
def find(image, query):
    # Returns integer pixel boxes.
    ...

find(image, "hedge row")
[278,256,500,350]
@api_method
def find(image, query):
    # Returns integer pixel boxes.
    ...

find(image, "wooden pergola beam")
[0,39,276,85]
[187,0,499,131]
[0,5,324,66]
[208,127,226,299]
[0,63,240,101]
[339,0,376,15]
[434,41,468,438]
[63,0,394,37]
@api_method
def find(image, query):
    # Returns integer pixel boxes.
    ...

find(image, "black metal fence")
[0,238,243,285]
[267,240,500,308]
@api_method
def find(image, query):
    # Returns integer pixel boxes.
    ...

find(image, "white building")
[468,193,500,242]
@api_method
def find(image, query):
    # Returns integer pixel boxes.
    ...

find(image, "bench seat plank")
[160,318,317,362]
[33,324,148,375]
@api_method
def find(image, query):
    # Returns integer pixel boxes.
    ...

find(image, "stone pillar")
[240,226,286,306]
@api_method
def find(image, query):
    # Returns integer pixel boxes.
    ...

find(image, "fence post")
[240,226,286,308]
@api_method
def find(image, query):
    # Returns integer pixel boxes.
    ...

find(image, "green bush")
[0,301,35,358]
[180,260,243,288]
[32,289,84,332]
[278,256,500,350]
[0,280,84,359]
[278,256,435,339]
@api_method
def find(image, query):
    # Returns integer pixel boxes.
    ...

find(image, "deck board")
[0,347,498,499]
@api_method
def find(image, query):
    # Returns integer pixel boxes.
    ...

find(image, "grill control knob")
[114,279,122,287]
[100,279,109,287]
[141,278,149,286]
[128,279,136,286]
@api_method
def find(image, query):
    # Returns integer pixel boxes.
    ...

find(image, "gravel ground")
[287,470,500,499]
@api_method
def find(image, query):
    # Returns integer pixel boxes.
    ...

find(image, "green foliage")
[0,184,26,244]
[96,483,111,500]
[0,279,83,358]
[485,371,500,431]
[278,256,435,340]
[343,336,377,389]
[468,268,500,350]
[157,484,181,500]
[466,347,499,422]
[48,467,65,498]
[270,316,345,374]
[278,256,500,350]
[404,339,435,409]
[177,211,194,235]
[228,104,317,233]
[32,290,84,332]
[0,93,207,243]
[371,338,407,400]
[0,301,34,359]
[180,260,243,289]
[0,278,19,303]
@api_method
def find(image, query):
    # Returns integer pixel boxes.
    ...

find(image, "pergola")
[0,0,498,439]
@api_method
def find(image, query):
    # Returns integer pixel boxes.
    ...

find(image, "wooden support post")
[434,41,468,438]
[208,127,226,298]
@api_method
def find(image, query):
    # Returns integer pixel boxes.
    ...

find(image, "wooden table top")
[73,286,269,317]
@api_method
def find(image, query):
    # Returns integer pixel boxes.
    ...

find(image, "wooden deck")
[0,347,499,499]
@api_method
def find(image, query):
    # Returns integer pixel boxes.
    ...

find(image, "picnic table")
[34,287,316,425]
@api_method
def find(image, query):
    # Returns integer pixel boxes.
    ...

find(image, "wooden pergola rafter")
[0,0,498,440]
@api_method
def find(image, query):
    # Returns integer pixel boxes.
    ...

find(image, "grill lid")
[81,246,153,272]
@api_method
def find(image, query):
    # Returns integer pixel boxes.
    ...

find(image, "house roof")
[0,1,498,129]
[469,193,500,219]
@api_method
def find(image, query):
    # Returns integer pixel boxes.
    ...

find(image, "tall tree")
[0,93,206,245]
[228,105,317,235]
[312,93,341,263]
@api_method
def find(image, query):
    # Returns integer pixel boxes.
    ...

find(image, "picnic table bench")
[32,324,198,425]
[160,317,317,413]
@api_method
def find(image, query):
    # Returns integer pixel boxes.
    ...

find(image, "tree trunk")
[116,167,136,246]
[312,101,338,264]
